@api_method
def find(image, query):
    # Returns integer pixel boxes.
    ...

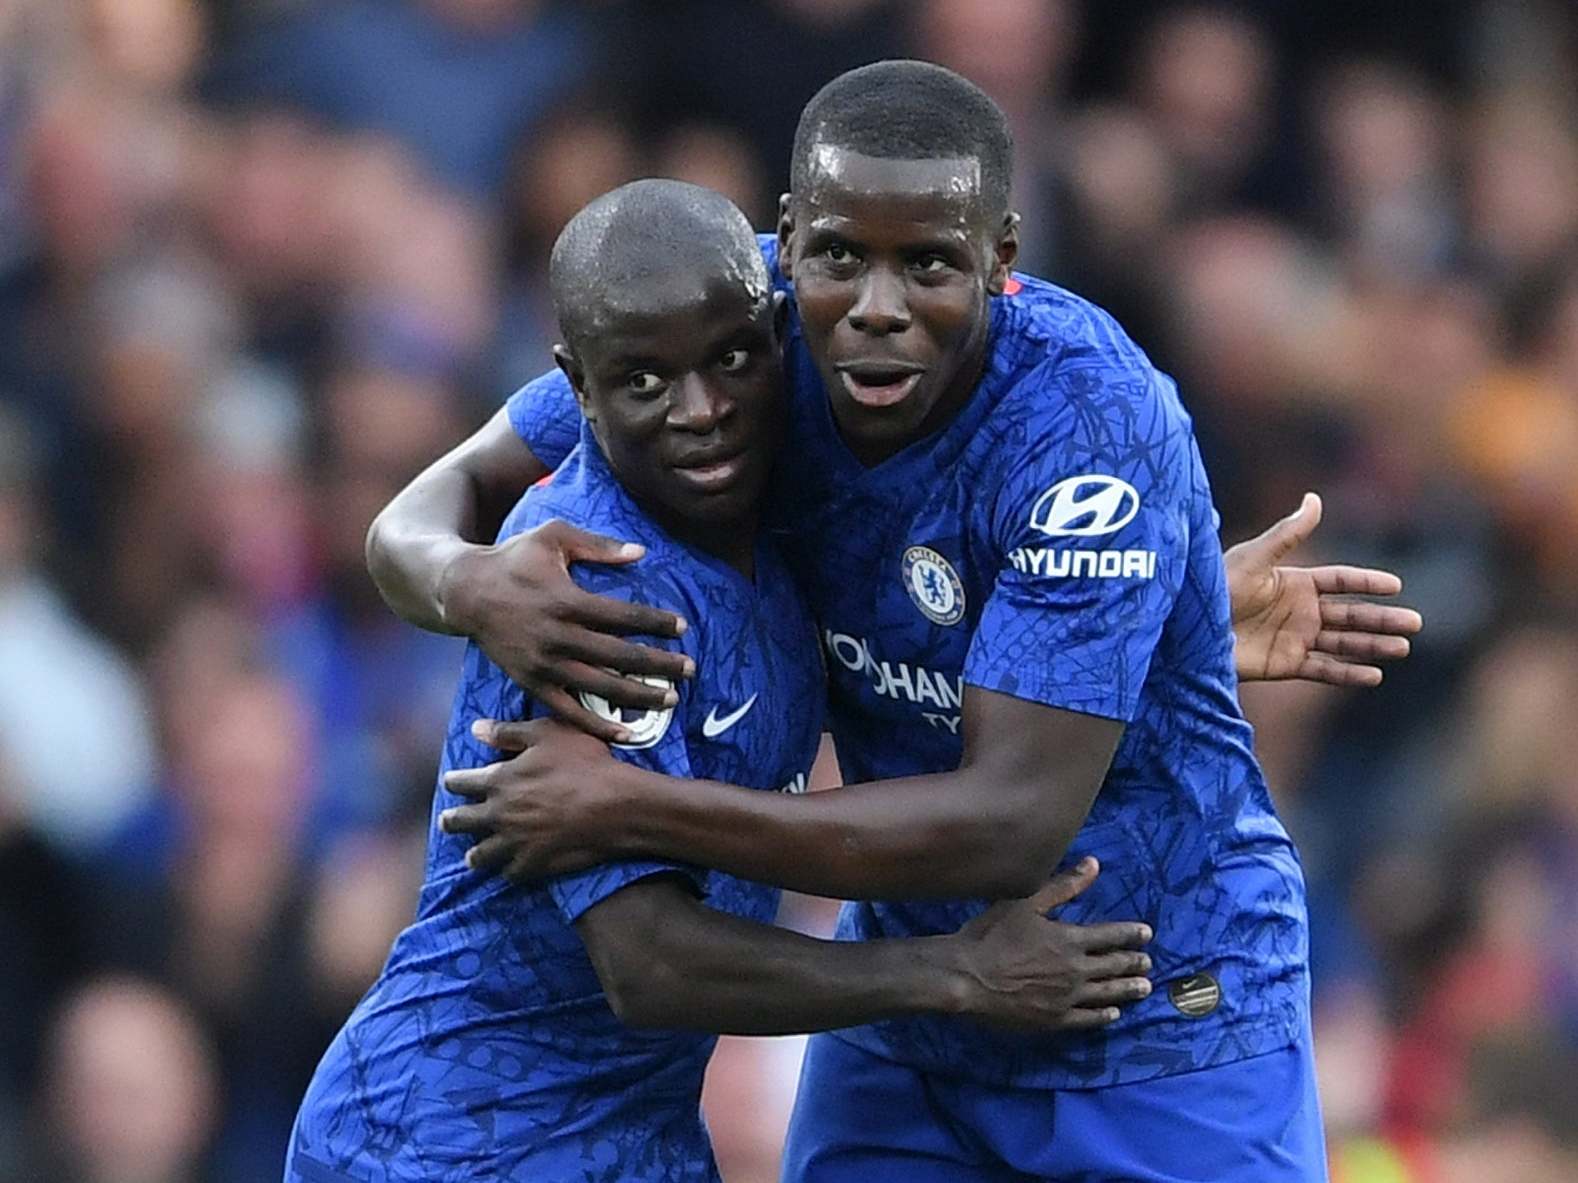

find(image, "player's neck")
[641,500,758,581]
[675,516,757,581]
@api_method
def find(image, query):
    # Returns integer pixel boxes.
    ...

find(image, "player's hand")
[439,717,618,881]
[441,519,693,742]
[1226,492,1423,687]
[946,858,1152,1032]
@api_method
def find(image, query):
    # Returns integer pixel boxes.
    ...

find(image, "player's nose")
[667,372,730,433]
[847,268,911,336]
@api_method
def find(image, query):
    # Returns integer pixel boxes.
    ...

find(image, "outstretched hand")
[1226,493,1423,687]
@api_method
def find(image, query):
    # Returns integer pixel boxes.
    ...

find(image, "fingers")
[1307,564,1403,597]
[470,718,542,752]
[1072,976,1153,1008]
[1319,599,1424,636]
[442,766,492,801]
[534,687,632,743]
[1313,629,1411,662]
[504,852,544,884]
[438,801,493,837]
[1247,492,1323,565]
[564,630,697,683]
[569,586,688,641]
[1029,857,1099,912]
[558,662,679,713]
[1072,920,1153,953]
[543,521,647,568]
[1295,653,1383,687]
[1054,1006,1123,1030]
[464,835,512,873]
[1083,950,1153,980]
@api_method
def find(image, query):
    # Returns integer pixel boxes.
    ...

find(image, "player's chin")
[829,377,935,441]
[664,465,767,523]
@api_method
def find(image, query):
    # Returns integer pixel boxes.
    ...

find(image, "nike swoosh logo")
[702,694,758,739]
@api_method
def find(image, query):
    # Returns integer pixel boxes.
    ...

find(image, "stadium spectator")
[35,977,220,1183]
[0,408,156,849]
[218,0,598,197]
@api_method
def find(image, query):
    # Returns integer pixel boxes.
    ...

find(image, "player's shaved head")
[550,179,769,356]
[791,60,1014,215]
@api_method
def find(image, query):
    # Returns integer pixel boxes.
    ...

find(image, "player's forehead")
[796,146,989,238]
[579,269,770,366]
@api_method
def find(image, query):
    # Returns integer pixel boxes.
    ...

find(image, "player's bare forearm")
[536,691,1120,901]
[602,765,1036,899]
[607,772,1098,900]
[446,695,1119,897]
[578,878,967,1033]
[576,870,1152,1034]
[365,468,493,636]
[365,408,547,634]
[364,411,691,732]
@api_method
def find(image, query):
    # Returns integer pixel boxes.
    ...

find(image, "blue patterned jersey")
[506,241,1309,1092]
[286,425,824,1182]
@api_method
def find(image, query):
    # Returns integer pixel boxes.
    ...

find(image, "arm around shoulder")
[365,407,548,634]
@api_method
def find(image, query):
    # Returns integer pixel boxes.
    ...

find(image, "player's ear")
[987,212,1021,296]
[771,290,789,349]
[553,344,592,417]
[776,193,795,280]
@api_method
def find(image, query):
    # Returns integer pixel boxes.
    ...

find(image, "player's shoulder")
[992,274,1190,444]
[498,445,672,566]
[507,365,573,405]
[568,546,699,623]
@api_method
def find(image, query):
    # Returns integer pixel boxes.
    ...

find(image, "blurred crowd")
[2,1,1577,1180]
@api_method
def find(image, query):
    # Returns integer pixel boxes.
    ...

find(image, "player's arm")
[535,588,1150,1033]
[575,859,1152,1034]
[364,405,548,633]
[363,371,693,738]
[447,691,1117,900]
[445,372,1157,900]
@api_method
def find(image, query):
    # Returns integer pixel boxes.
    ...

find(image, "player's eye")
[913,253,951,274]
[825,242,855,265]
[719,348,751,373]
[627,371,666,396]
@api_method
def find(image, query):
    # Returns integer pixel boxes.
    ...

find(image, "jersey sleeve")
[963,360,1195,722]
[505,367,581,471]
[544,564,705,924]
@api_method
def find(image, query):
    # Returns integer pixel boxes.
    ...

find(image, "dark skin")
[434,153,1420,896]
[590,859,1152,1033]
[552,271,785,579]
[500,212,1153,1032]
[783,152,1018,464]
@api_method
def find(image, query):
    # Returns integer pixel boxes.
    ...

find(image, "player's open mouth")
[836,362,925,409]
[671,449,749,492]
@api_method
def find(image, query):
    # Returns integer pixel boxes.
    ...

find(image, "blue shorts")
[782,1032,1326,1183]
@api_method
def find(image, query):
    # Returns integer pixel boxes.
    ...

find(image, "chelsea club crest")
[902,545,966,626]
[577,675,675,749]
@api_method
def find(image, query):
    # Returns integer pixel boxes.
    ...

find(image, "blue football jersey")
[505,243,1309,1092]
[286,425,824,1182]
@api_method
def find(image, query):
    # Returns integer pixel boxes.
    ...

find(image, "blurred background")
[2,1,1577,1180]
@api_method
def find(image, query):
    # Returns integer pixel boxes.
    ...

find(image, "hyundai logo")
[1030,475,1141,536]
